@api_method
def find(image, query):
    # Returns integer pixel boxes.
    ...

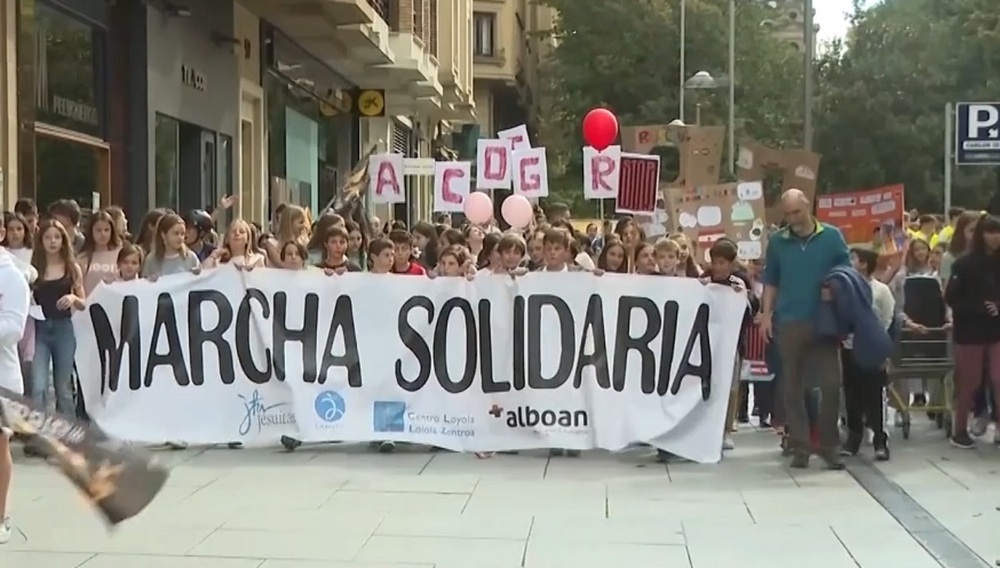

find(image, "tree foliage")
[533,0,804,213]
[815,0,1000,211]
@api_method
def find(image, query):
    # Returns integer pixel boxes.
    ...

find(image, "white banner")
[73,268,746,463]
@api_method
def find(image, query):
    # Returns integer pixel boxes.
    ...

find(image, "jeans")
[32,319,77,415]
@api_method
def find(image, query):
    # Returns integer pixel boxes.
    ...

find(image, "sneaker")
[548,448,565,457]
[737,413,750,424]
[722,435,735,451]
[874,444,890,461]
[759,419,772,429]
[970,415,990,437]
[950,432,976,449]
[378,441,396,453]
[821,453,846,471]
[227,442,243,450]
[0,517,11,544]
[840,433,862,457]
[280,436,302,451]
[789,453,810,469]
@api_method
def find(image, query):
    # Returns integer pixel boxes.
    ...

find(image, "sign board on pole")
[955,102,1000,165]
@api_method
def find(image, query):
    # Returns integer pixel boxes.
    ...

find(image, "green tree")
[814,0,1000,211]
[534,0,804,214]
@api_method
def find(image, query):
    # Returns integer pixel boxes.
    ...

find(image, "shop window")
[155,114,180,210]
[35,2,105,137]
[474,13,496,57]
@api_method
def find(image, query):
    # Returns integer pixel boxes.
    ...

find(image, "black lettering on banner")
[187,290,234,386]
[526,295,574,390]
[272,292,318,382]
[144,293,190,388]
[512,295,526,390]
[656,301,680,396]
[479,299,508,393]
[573,294,611,390]
[236,288,272,384]
[316,295,362,387]
[396,296,434,391]
[670,303,713,400]
[433,298,476,394]
[612,296,661,394]
[89,297,141,393]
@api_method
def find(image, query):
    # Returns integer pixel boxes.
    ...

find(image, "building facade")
[764,0,819,53]
[8,0,476,225]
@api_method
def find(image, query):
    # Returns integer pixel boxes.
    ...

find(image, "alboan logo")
[488,404,589,429]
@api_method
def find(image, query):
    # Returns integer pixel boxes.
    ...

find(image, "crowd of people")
[0,189,998,543]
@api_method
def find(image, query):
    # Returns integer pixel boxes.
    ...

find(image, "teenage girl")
[134,208,168,255]
[141,214,200,281]
[668,233,703,277]
[204,219,266,270]
[29,220,86,426]
[596,241,628,273]
[280,241,311,270]
[633,242,658,275]
[264,205,311,267]
[78,209,124,294]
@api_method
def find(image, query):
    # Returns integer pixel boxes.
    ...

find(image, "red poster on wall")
[815,185,905,245]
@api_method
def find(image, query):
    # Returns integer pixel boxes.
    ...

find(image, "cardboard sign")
[667,181,768,262]
[582,145,621,199]
[368,153,406,204]
[737,139,821,224]
[433,161,472,213]
[476,139,511,189]
[620,123,725,188]
[616,153,660,214]
[497,124,531,153]
[511,148,549,198]
[816,184,905,245]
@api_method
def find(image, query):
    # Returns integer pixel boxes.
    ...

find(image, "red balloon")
[582,108,619,151]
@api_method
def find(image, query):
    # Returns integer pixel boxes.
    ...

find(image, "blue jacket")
[816,266,893,371]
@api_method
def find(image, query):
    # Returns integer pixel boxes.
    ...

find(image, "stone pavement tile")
[741,487,898,528]
[830,524,941,568]
[540,452,670,482]
[341,474,480,494]
[685,525,856,568]
[931,516,1000,564]
[261,561,433,568]
[187,528,370,561]
[78,554,265,568]
[523,540,690,568]
[321,490,470,515]
[529,516,686,546]
[0,551,94,568]
[461,481,606,520]
[353,535,525,566]
[417,451,548,479]
[374,513,532,540]
[6,525,215,555]
[223,508,384,534]
[179,484,341,512]
[609,496,755,526]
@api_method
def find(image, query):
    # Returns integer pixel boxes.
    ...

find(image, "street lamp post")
[679,0,686,122]
[727,0,735,176]
[685,68,736,177]
[804,0,814,150]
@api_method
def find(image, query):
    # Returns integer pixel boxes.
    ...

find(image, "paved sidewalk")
[0,425,993,568]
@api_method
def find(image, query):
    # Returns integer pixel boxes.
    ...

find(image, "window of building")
[473,12,496,57]
[154,113,231,211]
[35,2,106,137]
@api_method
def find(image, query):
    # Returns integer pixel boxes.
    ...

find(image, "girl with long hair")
[668,232,703,277]
[615,218,643,271]
[306,212,345,265]
[944,215,1000,448]
[465,225,486,259]
[411,221,439,270]
[134,208,168,254]
[1,212,32,266]
[596,241,628,273]
[941,210,981,284]
[104,205,130,242]
[264,205,311,267]
[29,220,86,423]
[204,219,266,270]
[141,214,200,280]
[78,209,124,294]
[476,232,501,272]
[345,220,367,269]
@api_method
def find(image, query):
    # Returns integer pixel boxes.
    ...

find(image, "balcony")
[239,0,379,27]
[377,32,436,85]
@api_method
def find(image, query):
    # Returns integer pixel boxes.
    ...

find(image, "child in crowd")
[654,237,682,276]
[141,214,200,281]
[369,238,395,274]
[477,233,503,274]
[436,246,470,277]
[48,199,84,252]
[497,233,528,273]
[317,226,362,274]
[116,244,143,282]
[633,242,658,275]
[668,233,702,277]
[280,241,309,270]
[308,213,346,265]
[842,246,895,460]
[345,220,366,268]
[538,229,582,274]
[182,209,217,262]
[1,212,32,266]
[2,211,36,396]
[78,210,123,295]
[14,197,39,235]
[265,205,311,267]
[204,219,266,270]
[135,208,168,255]
[388,231,427,275]
[596,241,628,273]
[526,230,545,271]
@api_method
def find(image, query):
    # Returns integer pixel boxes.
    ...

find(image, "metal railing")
[368,0,389,20]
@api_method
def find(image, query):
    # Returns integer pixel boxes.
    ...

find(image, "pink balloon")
[464,191,493,225]
[582,108,619,151]
[501,194,534,229]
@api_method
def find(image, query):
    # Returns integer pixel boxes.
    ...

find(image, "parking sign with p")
[956,102,1000,165]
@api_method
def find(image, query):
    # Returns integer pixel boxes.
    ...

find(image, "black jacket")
[707,269,759,356]
[944,252,1000,345]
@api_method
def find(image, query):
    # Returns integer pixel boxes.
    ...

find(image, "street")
[0,423,997,568]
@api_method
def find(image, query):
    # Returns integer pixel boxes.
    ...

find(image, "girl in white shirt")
[204,219,266,271]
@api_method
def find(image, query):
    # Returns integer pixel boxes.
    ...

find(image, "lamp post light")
[684,71,735,176]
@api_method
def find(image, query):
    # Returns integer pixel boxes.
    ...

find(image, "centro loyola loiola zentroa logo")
[488,404,589,429]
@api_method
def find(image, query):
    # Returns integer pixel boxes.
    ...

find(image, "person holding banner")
[0,212,30,543]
